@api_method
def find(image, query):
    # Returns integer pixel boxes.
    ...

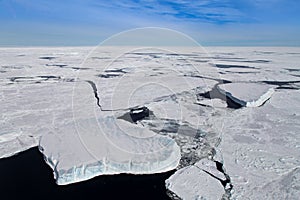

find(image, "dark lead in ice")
[129,106,150,122]
[214,64,257,69]
[118,106,152,123]
[39,56,56,60]
[198,85,242,109]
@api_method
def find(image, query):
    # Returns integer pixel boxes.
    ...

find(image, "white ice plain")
[0,46,300,199]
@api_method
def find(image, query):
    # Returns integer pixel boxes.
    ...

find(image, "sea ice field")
[0,46,299,199]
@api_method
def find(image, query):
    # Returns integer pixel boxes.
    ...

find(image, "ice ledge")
[217,82,275,107]
[39,117,180,185]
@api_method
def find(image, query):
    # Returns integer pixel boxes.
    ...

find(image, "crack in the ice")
[215,160,225,173]
[214,161,232,189]
[262,80,300,86]
[194,159,233,199]
[213,152,233,199]
[261,80,300,90]
[196,166,226,186]
[183,74,232,84]
[85,80,102,109]
[85,80,130,112]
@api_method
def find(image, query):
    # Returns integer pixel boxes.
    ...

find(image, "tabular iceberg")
[39,116,180,185]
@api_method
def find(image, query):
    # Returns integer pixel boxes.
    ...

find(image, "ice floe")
[39,117,180,185]
[166,165,224,200]
[217,82,275,107]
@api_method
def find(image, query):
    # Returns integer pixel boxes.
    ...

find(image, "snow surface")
[1,46,300,199]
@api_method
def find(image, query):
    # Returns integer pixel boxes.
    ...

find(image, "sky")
[0,0,300,46]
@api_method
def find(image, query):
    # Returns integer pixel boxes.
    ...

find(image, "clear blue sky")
[0,0,299,46]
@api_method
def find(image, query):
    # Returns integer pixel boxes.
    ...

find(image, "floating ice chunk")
[39,116,180,185]
[166,165,224,200]
[217,82,275,107]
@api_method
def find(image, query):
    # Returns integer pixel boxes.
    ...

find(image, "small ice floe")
[217,82,275,107]
[166,164,225,200]
[166,158,232,200]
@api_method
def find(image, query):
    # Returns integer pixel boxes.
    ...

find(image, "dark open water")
[0,147,173,200]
